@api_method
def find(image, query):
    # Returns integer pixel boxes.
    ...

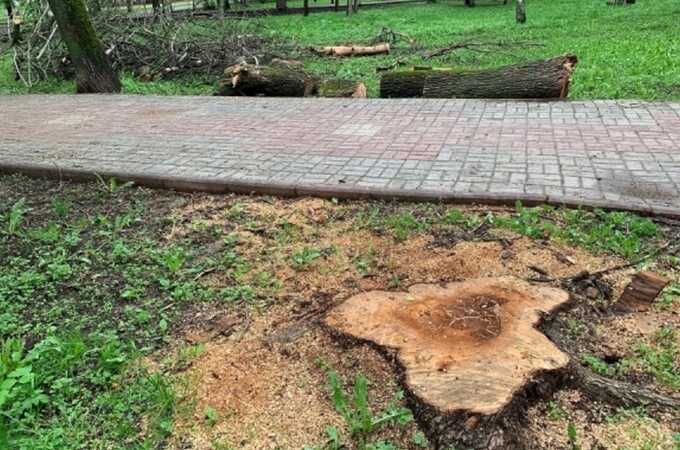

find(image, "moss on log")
[216,63,366,98]
[317,79,367,98]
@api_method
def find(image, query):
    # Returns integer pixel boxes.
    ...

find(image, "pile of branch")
[10,9,294,85]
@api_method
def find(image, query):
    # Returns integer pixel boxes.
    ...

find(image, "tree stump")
[325,277,571,449]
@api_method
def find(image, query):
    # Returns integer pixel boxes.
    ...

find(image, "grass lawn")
[1,0,679,98]
[1,174,679,449]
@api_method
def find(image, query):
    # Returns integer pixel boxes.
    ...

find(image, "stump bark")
[380,54,577,99]
[325,277,571,449]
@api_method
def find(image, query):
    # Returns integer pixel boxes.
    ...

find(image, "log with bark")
[215,62,366,98]
[380,54,578,99]
[325,277,572,450]
[312,43,390,57]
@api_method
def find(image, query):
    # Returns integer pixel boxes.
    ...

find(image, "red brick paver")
[1,95,679,216]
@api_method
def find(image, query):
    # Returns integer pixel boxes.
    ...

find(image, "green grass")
[357,201,663,260]
[2,0,679,98]
[308,364,414,450]
[268,0,680,98]
[0,176,262,448]
[492,203,661,260]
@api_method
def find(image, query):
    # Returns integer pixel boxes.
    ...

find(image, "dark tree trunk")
[380,55,577,99]
[152,0,161,14]
[276,0,286,11]
[303,0,308,16]
[126,0,133,12]
[89,0,101,16]
[216,63,366,98]
[6,2,22,46]
[464,0,474,6]
[516,0,526,23]
[46,0,121,93]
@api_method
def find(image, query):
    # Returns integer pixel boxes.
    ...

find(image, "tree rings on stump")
[325,277,571,449]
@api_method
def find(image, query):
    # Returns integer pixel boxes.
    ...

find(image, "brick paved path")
[1,95,679,216]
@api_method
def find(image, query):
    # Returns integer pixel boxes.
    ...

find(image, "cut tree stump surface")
[1,96,680,218]
[325,277,570,416]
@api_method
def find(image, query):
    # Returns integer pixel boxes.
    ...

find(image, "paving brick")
[0,95,678,216]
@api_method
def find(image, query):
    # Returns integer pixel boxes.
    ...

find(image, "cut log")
[312,43,390,57]
[317,79,367,98]
[325,277,570,450]
[615,271,669,313]
[380,54,578,99]
[220,63,317,97]
[215,63,366,98]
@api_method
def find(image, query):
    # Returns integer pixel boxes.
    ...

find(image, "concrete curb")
[2,161,678,219]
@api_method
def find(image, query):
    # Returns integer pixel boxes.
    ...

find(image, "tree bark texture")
[615,271,669,313]
[380,54,577,99]
[46,0,121,93]
[216,63,366,98]
[516,0,526,23]
[8,5,21,46]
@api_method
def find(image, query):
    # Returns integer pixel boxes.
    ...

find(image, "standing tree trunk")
[217,0,224,17]
[346,0,353,15]
[5,0,22,46]
[46,0,121,93]
[516,0,526,23]
[275,0,286,11]
[126,0,133,13]
[303,0,308,16]
[88,0,101,15]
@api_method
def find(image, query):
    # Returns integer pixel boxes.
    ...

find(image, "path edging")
[2,162,678,219]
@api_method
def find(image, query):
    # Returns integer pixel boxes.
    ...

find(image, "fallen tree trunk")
[215,62,366,98]
[380,54,577,99]
[312,43,390,57]
[220,63,316,97]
